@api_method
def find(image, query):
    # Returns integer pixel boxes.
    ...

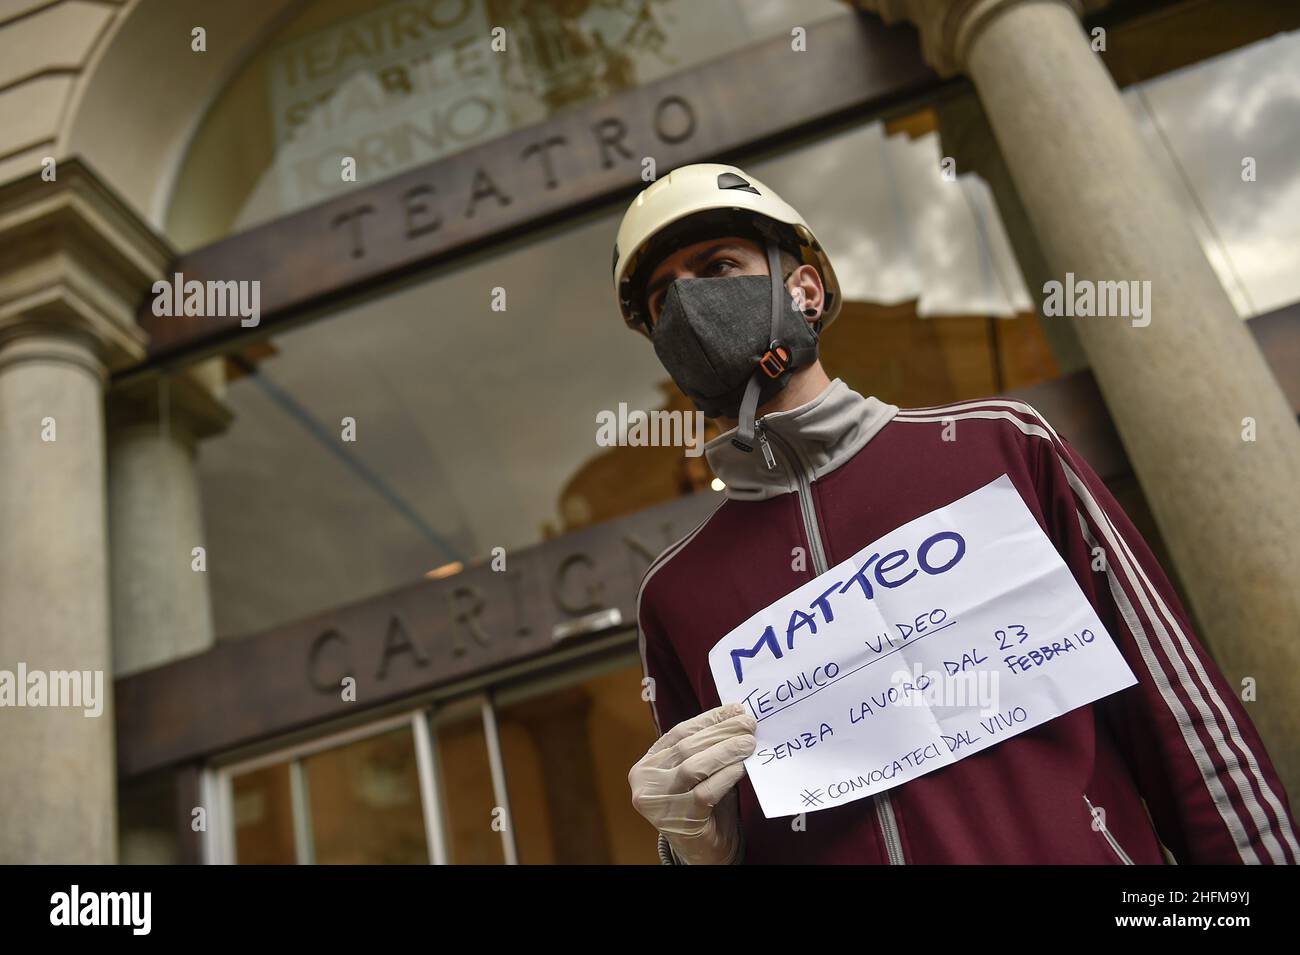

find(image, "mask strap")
[733,239,786,453]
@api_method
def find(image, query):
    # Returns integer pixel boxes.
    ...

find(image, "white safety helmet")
[612,163,841,337]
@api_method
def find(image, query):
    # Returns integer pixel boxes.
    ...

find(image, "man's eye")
[708,259,738,275]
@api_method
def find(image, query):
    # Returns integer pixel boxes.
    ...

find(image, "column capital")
[107,364,234,445]
[0,330,106,385]
[0,157,174,373]
[848,0,1102,77]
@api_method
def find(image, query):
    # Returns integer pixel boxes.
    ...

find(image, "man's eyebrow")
[644,243,749,303]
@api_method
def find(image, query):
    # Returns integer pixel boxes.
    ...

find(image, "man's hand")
[628,702,756,864]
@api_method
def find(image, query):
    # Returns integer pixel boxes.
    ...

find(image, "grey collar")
[704,379,897,501]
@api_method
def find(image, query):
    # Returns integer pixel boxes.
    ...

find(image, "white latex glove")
[629,702,756,865]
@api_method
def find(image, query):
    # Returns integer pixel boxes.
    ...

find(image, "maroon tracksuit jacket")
[636,379,1297,864]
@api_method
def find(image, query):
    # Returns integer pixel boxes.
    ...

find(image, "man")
[617,162,1297,865]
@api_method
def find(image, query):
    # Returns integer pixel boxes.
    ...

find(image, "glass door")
[207,649,660,864]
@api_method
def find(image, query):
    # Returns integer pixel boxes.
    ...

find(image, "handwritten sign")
[707,474,1137,818]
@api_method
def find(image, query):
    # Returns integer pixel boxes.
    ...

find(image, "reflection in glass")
[303,725,428,864]
[232,763,296,864]
[497,663,659,864]
[436,713,506,864]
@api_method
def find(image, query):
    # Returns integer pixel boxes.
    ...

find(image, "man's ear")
[786,263,824,318]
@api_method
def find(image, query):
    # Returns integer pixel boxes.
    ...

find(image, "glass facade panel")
[166,0,848,248]
[232,764,297,864]
[197,201,686,639]
[435,710,507,864]
[196,106,1065,640]
[1123,31,1300,318]
[303,725,429,863]
[497,662,659,864]
[217,660,666,864]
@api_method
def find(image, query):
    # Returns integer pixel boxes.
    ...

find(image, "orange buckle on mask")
[759,344,790,379]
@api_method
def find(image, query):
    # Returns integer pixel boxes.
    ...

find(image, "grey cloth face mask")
[650,240,820,450]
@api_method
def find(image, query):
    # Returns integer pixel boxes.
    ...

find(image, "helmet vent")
[717,172,760,195]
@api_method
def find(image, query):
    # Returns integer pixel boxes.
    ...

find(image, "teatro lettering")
[329,92,698,260]
[728,530,967,684]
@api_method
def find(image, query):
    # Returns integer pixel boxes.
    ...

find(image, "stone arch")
[54,0,303,229]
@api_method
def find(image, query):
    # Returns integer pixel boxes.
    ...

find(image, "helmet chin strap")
[733,239,791,454]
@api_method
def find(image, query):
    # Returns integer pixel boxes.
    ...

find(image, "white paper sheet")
[707,474,1138,818]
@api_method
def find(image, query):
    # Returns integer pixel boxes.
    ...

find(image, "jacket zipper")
[757,421,907,866]
[1082,793,1134,865]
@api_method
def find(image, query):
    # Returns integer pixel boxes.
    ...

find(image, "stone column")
[108,361,231,676]
[0,332,116,862]
[854,0,1300,806]
[0,160,167,862]
[932,88,1089,374]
